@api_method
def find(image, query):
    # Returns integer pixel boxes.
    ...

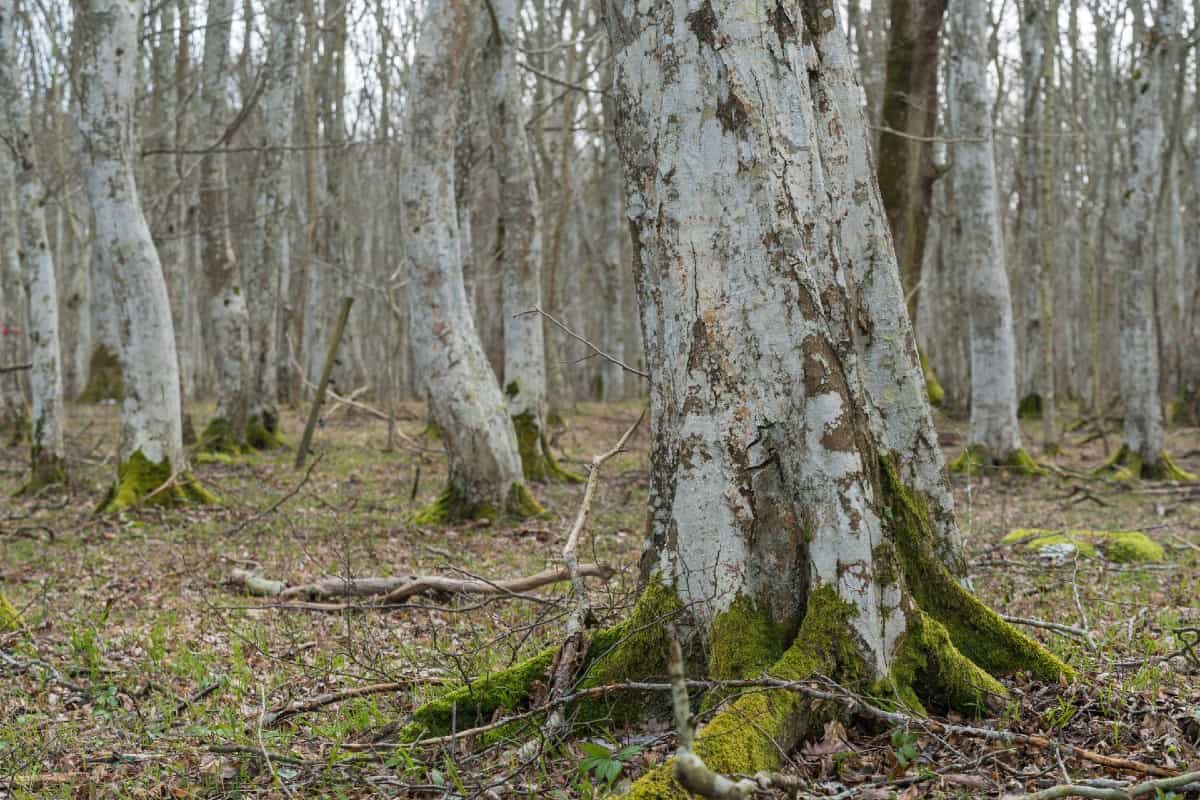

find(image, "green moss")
[512,413,584,484]
[880,456,1072,683]
[883,610,1005,715]
[1094,445,1197,482]
[97,449,218,513]
[1002,528,1165,563]
[625,585,859,799]
[197,417,251,457]
[1018,393,1042,419]
[1006,448,1044,475]
[0,591,23,632]
[919,350,944,406]
[400,580,684,743]
[77,345,123,402]
[947,446,985,474]
[246,410,288,451]
[706,594,788,681]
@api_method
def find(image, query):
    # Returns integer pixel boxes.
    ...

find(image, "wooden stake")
[295,296,353,468]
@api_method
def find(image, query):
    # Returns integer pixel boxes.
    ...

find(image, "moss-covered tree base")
[15,454,67,497]
[1094,445,1197,482]
[97,450,219,513]
[195,417,252,460]
[411,481,545,525]
[77,345,123,403]
[1018,393,1043,419]
[948,445,1044,476]
[246,411,288,450]
[512,412,584,483]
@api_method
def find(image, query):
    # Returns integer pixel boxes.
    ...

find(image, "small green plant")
[1043,696,1078,729]
[890,727,920,769]
[578,741,644,790]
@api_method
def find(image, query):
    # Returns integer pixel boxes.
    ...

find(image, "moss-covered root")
[97,450,219,514]
[948,445,1044,476]
[512,412,584,483]
[397,581,684,743]
[1003,528,1166,563]
[412,481,545,525]
[624,586,859,800]
[918,350,944,407]
[1094,445,1198,482]
[77,345,123,402]
[246,410,288,451]
[15,453,67,497]
[881,456,1073,683]
[0,591,23,633]
[196,417,252,459]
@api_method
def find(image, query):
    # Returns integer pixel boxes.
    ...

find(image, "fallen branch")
[227,563,615,604]
[1001,614,1097,649]
[264,678,447,726]
[1015,770,1200,800]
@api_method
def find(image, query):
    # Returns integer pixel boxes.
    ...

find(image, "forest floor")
[2,400,1200,799]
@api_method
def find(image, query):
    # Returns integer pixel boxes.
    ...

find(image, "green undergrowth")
[1003,528,1165,563]
[1094,445,1197,482]
[97,450,218,513]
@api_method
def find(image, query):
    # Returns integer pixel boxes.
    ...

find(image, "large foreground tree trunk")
[606,1,1069,789]
[78,0,214,512]
[402,0,540,523]
[0,0,67,492]
[196,0,251,454]
[1107,0,1193,482]
[946,0,1036,476]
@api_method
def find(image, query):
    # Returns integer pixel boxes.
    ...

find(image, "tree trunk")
[598,120,628,404]
[604,0,1068,790]
[946,0,1034,474]
[402,0,540,523]
[1,0,67,491]
[196,0,251,454]
[78,0,214,511]
[0,154,24,440]
[247,0,297,450]
[1107,0,1192,481]
[1015,0,1045,418]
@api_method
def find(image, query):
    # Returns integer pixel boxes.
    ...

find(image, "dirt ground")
[2,400,1199,799]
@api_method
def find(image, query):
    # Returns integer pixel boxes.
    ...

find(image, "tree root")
[1094,445,1197,482]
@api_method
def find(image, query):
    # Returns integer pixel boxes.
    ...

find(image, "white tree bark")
[949,0,1025,465]
[0,0,67,487]
[1114,0,1180,477]
[402,0,534,521]
[598,134,627,403]
[0,139,25,432]
[1015,0,1044,414]
[486,0,558,480]
[197,0,250,448]
[78,0,197,506]
[248,0,298,446]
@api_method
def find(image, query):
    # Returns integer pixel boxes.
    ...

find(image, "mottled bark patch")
[686,0,719,48]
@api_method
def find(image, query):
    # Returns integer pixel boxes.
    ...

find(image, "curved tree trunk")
[946,0,1035,475]
[0,1,67,491]
[78,0,214,512]
[196,0,251,454]
[402,0,540,523]
[1108,0,1192,481]
[247,0,298,450]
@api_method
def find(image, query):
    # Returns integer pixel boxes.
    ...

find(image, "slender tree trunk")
[78,0,214,511]
[1016,0,1045,418]
[247,0,297,449]
[402,0,540,523]
[0,154,24,439]
[947,0,1032,474]
[1,0,67,491]
[1107,0,1192,481]
[196,0,251,453]
[598,107,627,403]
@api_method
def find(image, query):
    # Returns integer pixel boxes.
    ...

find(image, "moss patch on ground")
[1003,528,1165,563]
